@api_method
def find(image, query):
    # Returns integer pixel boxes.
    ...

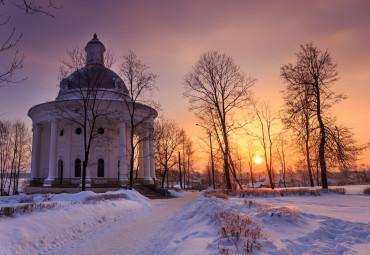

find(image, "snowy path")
[45,192,200,255]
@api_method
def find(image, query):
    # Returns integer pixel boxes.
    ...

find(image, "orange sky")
[1,0,370,168]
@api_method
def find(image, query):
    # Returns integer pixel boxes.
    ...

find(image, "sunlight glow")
[254,157,262,164]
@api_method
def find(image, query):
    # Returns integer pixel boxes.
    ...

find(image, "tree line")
[0,119,31,195]
[154,117,198,189]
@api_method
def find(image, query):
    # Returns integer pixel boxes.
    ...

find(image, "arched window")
[75,159,82,178]
[58,159,64,185]
[97,158,104,177]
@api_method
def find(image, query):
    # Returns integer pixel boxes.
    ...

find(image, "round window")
[98,128,104,135]
[60,129,64,136]
[76,128,82,135]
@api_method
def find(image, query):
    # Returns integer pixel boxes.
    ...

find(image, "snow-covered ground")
[0,185,369,255]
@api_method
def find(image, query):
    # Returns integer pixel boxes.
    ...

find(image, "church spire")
[85,34,106,65]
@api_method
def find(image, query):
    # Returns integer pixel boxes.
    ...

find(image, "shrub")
[0,202,58,218]
[19,195,34,203]
[42,194,53,202]
[84,193,127,203]
[211,211,266,253]
[363,187,370,195]
[329,188,346,195]
[244,199,300,217]
[204,191,229,200]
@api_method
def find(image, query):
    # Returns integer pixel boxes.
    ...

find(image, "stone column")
[119,121,128,185]
[138,139,144,179]
[149,127,156,180]
[29,123,41,185]
[143,127,153,184]
[65,123,72,180]
[44,120,58,186]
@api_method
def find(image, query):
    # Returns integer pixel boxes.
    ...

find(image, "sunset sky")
[1,0,370,167]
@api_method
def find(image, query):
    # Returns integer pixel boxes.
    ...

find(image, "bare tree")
[251,102,277,189]
[119,50,158,190]
[275,132,291,188]
[184,51,255,189]
[154,117,182,188]
[0,0,60,85]
[281,42,358,189]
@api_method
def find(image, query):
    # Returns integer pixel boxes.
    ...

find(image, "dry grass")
[211,211,266,253]
[244,199,300,217]
[227,187,346,197]
[0,202,58,218]
[363,187,370,195]
[84,193,127,203]
[205,191,229,200]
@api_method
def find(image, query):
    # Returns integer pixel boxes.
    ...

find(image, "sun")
[254,156,262,164]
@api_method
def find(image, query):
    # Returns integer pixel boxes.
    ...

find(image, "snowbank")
[0,190,149,255]
[164,188,370,254]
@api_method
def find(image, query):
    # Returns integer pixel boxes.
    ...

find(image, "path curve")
[45,192,199,255]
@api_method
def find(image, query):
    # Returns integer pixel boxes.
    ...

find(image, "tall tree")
[119,50,158,190]
[252,102,277,189]
[281,43,346,189]
[184,51,255,189]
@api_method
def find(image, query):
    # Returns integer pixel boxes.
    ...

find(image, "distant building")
[27,35,157,192]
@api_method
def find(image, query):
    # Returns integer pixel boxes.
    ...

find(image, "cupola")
[85,33,106,65]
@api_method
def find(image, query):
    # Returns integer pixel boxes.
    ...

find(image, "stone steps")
[133,185,171,199]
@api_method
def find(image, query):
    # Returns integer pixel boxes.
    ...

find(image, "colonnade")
[29,119,156,187]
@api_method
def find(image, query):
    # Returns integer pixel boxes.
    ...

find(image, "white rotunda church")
[27,35,157,192]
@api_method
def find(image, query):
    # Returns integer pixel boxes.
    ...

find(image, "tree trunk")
[249,161,254,188]
[305,116,314,187]
[228,155,243,189]
[209,132,216,190]
[222,127,232,190]
[161,167,168,188]
[178,151,183,188]
[315,80,328,189]
[129,127,135,190]
[264,152,275,189]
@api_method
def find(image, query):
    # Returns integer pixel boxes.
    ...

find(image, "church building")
[27,35,157,193]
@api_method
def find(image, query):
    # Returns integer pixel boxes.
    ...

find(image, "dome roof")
[57,35,130,99]
[65,66,126,92]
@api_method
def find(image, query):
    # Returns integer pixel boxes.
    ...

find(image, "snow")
[0,185,369,254]
[0,190,148,255]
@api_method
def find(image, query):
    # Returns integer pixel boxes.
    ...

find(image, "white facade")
[28,35,157,188]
